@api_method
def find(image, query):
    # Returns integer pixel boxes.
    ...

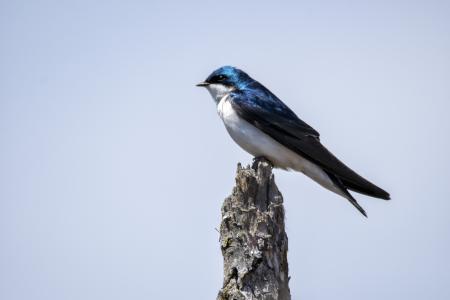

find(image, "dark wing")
[233,82,320,138]
[229,87,390,200]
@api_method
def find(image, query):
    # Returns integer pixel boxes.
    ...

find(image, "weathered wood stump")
[217,158,291,300]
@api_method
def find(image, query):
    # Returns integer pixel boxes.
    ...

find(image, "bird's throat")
[206,84,234,104]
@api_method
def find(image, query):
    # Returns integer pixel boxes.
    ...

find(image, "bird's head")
[197,66,253,103]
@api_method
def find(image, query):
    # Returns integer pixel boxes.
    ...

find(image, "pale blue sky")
[1,1,450,299]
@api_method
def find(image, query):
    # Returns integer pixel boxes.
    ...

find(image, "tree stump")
[217,158,291,300]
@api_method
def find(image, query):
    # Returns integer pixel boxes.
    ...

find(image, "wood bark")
[217,158,291,300]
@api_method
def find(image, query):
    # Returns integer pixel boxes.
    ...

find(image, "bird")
[197,66,390,217]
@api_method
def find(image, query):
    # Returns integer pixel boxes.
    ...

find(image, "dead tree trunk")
[217,158,291,300]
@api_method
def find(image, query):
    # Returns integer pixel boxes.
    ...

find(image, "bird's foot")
[252,156,274,169]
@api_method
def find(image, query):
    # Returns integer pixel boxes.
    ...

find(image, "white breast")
[217,95,303,170]
[217,95,344,197]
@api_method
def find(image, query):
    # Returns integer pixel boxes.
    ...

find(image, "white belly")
[217,96,344,196]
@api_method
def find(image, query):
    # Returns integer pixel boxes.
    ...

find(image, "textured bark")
[217,158,291,300]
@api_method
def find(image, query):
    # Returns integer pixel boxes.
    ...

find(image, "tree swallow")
[197,66,390,217]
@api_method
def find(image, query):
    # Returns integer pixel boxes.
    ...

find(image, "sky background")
[1,0,450,299]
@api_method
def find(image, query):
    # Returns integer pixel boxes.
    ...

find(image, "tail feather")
[340,186,367,218]
[340,178,390,200]
[326,171,368,217]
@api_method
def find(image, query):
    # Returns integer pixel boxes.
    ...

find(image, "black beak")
[196,81,209,87]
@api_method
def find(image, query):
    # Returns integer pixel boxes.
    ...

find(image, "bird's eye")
[216,75,226,81]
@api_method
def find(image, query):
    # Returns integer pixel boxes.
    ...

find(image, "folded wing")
[229,87,390,200]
